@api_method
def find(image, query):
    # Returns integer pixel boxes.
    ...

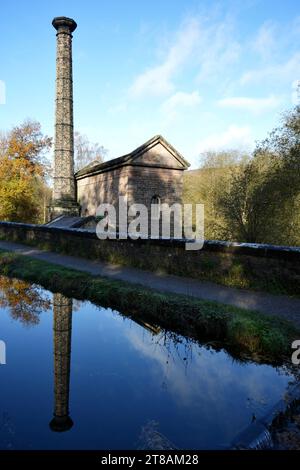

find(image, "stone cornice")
[52,16,77,33]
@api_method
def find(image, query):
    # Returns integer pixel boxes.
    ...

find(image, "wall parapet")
[0,221,299,296]
[0,221,299,260]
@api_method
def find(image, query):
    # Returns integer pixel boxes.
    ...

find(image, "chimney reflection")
[48,292,161,433]
[49,293,73,432]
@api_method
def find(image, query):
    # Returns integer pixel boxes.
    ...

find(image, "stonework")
[50,17,79,219]
[1,221,299,296]
[49,17,190,230]
[75,135,190,234]
[77,166,130,217]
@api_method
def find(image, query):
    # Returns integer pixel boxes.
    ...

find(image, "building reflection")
[48,292,161,433]
[49,293,73,432]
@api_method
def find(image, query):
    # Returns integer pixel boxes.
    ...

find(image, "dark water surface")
[0,277,295,449]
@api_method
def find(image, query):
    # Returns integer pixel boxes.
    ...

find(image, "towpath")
[0,239,299,327]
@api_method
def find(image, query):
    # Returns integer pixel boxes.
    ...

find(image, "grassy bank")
[0,248,299,364]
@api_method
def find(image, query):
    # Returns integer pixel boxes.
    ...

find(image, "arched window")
[151,195,161,219]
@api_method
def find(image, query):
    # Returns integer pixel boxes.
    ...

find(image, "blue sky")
[0,0,299,168]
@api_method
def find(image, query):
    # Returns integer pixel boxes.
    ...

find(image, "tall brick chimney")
[50,16,80,219]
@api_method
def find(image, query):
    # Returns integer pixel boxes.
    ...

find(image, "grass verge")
[0,248,299,364]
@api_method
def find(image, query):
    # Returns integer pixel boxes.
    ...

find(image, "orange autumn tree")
[0,120,52,223]
[0,276,51,326]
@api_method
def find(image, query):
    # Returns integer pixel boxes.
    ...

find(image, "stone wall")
[76,166,183,215]
[127,166,183,207]
[77,167,130,216]
[0,221,299,296]
[76,165,184,237]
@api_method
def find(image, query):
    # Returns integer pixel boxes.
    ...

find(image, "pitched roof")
[75,135,190,179]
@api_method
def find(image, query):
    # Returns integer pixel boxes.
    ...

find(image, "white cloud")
[129,14,241,98]
[240,52,300,85]
[160,90,202,117]
[197,125,254,153]
[195,19,241,83]
[217,95,281,114]
[252,21,276,59]
[292,16,300,36]
[129,18,200,97]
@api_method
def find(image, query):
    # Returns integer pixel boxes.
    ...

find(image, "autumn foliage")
[0,120,52,223]
[0,276,50,326]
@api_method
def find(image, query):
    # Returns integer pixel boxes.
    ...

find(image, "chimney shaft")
[50,17,79,219]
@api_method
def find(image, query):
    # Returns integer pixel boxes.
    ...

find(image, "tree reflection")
[0,276,50,326]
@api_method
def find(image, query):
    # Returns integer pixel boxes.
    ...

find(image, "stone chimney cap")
[52,17,77,32]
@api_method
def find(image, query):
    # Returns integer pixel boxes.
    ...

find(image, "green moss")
[0,248,298,364]
[199,257,218,272]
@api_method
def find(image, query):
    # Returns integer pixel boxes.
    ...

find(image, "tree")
[74,131,107,172]
[0,276,50,326]
[0,120,52,223]
[217,159,267,242]
[183,150,249,240]
[184,103,300,246]
[218,105,300,245]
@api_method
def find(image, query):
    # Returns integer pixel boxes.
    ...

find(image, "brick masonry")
[76,138,187,236]
[50,17,79,219]
[49,16,188,226]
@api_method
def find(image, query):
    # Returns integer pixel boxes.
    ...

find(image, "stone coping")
[0,221,299,261]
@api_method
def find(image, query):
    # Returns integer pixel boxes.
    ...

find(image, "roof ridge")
[75,135,190,178]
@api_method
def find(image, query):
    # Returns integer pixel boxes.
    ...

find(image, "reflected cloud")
[124,324,291,439]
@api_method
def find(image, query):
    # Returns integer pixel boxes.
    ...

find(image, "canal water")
[0,276,296,449]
